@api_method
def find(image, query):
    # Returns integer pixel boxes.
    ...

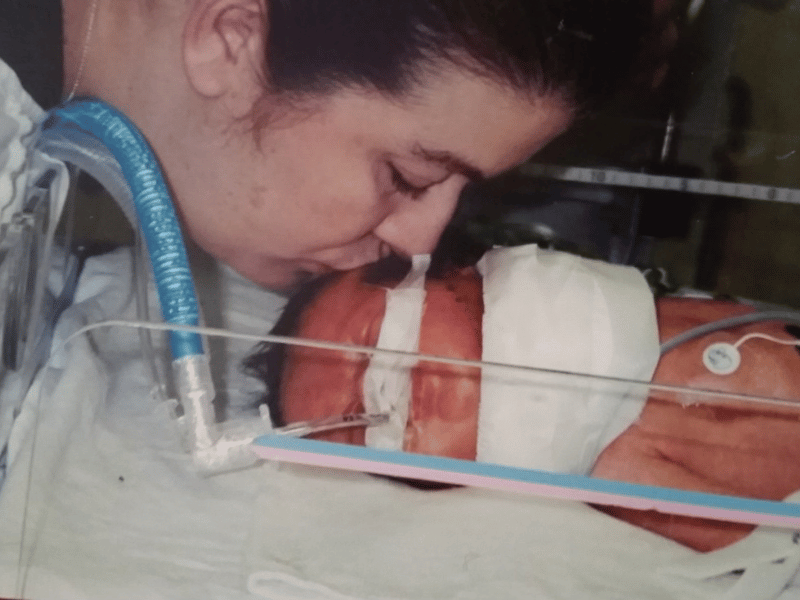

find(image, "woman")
[2,0,659,290]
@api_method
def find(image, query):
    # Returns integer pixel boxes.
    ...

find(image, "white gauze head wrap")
[477,244,660,474]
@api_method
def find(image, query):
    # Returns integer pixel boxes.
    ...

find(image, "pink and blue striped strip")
[252,434,800,529]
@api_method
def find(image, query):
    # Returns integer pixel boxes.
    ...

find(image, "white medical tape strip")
[476,244,661,475]
[521,163,800,206]
[362,254,431,451]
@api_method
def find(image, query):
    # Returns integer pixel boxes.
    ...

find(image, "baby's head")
[245,256,484,460]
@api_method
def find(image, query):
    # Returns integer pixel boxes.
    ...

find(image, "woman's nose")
[373,177,465,257]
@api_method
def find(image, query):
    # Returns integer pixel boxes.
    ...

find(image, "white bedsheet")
[1,249,800,600]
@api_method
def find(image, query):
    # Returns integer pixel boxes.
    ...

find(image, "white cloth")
[246,464,800,600]
[477,245,661,474]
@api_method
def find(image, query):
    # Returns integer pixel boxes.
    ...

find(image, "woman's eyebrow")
[412,146,485,182]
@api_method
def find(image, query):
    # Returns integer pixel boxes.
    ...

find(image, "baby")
[245,252,800,552]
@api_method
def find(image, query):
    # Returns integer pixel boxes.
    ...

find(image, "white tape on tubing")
[362,254,431,451]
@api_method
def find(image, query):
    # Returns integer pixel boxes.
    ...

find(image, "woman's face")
[171,67,572,289]
[280,266,483,460]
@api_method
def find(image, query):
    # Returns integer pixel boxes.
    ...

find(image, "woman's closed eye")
[389,163,432,200]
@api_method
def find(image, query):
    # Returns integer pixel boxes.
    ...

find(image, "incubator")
[3,2,800,599]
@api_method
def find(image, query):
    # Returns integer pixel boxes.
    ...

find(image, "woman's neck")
[61,0,177,104]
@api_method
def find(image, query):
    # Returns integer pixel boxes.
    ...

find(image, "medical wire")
[274,413,390,438]
[660,310,800,355]
[733,332,800,350]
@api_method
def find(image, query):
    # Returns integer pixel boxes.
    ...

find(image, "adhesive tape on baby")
[477,245,661,475]
[362,254,431,450]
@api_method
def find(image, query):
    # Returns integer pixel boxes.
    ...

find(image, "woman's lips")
[304,237,389,273]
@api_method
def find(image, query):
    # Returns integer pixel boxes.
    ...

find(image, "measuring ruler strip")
[521,163,800,206]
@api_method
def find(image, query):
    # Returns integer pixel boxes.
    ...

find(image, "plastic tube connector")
[173,355,277,473]
[173,355,218,451]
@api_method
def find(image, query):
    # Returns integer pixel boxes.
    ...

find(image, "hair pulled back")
[266,0,651,110]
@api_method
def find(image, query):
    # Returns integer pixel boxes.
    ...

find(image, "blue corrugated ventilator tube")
[44,98,222,461]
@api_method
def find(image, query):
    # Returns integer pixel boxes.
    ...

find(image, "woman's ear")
[183,0,266,115]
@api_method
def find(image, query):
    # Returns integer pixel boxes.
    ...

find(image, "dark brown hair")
[266,0,651,111]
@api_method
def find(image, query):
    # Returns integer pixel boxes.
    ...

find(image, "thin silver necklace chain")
[66,0,101,100]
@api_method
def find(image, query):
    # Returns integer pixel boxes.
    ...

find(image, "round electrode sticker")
[702,342,741,375]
